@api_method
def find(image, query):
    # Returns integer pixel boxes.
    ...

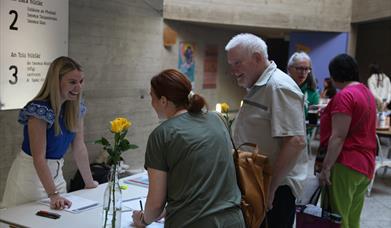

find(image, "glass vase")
[102,164,122,228]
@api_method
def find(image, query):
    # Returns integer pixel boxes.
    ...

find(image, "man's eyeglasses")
[294,66,311,72]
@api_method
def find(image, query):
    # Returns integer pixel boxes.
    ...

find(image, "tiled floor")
[361,168,391,228]
[309,138,391,228]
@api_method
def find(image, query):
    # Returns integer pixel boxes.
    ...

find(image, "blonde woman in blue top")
[1,57,98,210]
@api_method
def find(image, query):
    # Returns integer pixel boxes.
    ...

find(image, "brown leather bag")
[234,143,272,228]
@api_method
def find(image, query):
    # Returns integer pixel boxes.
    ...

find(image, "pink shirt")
[320,83,376,178]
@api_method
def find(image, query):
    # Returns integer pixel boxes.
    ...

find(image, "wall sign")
[178,41,195,85]
[0,0,68,110]
[203,44,218,89]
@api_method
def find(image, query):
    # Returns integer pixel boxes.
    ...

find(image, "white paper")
[38,195,99,213]
[124,172,149,188]
[122,197,146,211]
[120,213,164,228]
[121,197,165,226]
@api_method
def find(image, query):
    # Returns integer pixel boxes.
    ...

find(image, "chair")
[367,135,391,196]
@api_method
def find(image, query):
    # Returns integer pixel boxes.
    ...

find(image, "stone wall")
[163,0,353,32]
[0,0,246,198]
[0,0,164,198]
[352,0,391,23]
[2,0,389,200]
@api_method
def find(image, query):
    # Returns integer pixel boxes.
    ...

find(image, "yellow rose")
[221,102,230,113]
[110,117,132,133]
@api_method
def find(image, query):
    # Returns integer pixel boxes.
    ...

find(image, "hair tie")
[188,91,195,101]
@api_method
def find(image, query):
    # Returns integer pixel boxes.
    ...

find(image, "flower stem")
[103,170,112,227]
[223,113,238,153]
[111,164,117,228]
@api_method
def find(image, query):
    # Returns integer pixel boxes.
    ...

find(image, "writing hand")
[132,210,146,227]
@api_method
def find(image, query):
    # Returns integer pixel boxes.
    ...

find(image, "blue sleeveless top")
[18,100,86,159]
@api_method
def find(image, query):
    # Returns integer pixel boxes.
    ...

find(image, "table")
[0,172,163,228]
[376,128,391,137]
[376,127,391,159]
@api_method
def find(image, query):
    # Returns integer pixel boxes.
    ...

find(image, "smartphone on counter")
[36,210,61,219]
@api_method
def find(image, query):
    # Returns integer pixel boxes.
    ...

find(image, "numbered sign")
[0,0,68,110]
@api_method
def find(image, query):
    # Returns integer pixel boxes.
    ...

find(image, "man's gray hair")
[225,33,268,60]
[287,51,311,68]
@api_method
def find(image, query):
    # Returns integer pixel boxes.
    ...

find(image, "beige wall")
[163,0,353,32]
[0,1,246,198]
[1,0,390,200]
[161,20,246,111]
[352,0,391,23]
[0,0,164,198]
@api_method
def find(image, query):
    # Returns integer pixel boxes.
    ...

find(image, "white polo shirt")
[233,61,308,198]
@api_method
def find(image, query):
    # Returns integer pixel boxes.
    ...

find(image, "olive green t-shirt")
[145,112,241,227]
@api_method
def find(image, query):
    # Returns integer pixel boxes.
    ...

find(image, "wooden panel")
[163,24,177,47]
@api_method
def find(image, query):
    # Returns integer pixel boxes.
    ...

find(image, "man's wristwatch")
[47,190,59,197]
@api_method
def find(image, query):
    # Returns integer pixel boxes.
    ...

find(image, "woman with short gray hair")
[287,52,320,119]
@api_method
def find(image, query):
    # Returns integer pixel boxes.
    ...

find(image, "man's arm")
[268,135,306,209]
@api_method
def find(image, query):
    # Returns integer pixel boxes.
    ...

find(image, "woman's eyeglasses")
[294,66,311,72]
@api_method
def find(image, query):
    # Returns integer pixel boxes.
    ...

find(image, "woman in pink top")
[318,54,376,228]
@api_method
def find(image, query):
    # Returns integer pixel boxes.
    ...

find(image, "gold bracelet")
[47,190,59,197]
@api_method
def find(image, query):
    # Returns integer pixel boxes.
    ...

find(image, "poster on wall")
[203,44,218,89]
[178,41,195,84]
[0,0,69,110]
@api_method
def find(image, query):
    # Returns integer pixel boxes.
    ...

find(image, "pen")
[139,200,143,211]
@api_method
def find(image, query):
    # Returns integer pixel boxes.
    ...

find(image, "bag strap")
[215,112,270,221]
[321,186,333,213]
[307,186,332,209]
[214,112,244,193]
[309,186,322,205]
[90,162,109,169]
[214,111,239,153]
